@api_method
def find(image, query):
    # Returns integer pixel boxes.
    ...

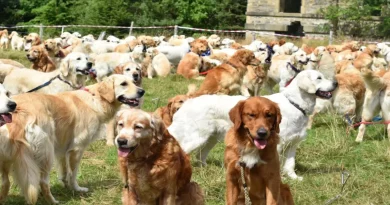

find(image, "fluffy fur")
[115,109,204,205]
[4,52,92,95]
[27,45,56,72]
[168,70,337,180]
[224,97,293,205]
[188,49,260,96]
[0,75,145,204]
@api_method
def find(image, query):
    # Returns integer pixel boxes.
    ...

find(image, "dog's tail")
[360,67,386,90]
[12,146,40,204]
[177,182,205,205]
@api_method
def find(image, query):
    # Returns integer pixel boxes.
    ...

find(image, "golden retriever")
[27,45,56,72]
[106,62,143,146]
[177,39,210,79]
[115,109,204,205]
[0,75,144,204]
[154,94,190,127]
[114,39,140,53]
[44,38,63,67]
[0,29,9,50]
[188,49,260,96]
[24,33,41,51]
[224,97,293,205]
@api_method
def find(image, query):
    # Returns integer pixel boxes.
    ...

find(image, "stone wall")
[246,0,331,34]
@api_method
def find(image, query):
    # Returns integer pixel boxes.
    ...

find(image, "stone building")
[246,0,332,35]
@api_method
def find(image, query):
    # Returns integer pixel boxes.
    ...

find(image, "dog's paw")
[74,186,89,193]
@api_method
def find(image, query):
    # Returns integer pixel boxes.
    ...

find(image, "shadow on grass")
[296,163,343,174]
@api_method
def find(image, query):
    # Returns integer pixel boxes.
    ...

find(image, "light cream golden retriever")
[0,75,145,204]
[3,52,92,95]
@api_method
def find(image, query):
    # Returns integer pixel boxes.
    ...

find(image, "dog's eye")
[126,68,130,71]
[118,122,124,127]
[179,100,184,103]
[6,92,10,97]
[317,76,322,80]
[248,113,256,118]
[265,113,272,118]
[136,67,140,71]
[77,57,81,60]
[134,124,143,129]
[120,82,128,86]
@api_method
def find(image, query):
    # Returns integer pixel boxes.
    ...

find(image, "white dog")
[93,52,134,82]
[376,43,390,64]
[3,52,92,95]
[168,70,338,180]
[9,31,24,51]
[273,42,299,55]
[156,40,190,66]
[265,49,309,93]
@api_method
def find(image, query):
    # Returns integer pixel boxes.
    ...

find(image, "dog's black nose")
[137,89,145,97]
[133,73,139,78]
[117,138,128,146]
[87,62,92,69]
[7,101,16,111]
[26,54,30,57]
[333,81,338,87]
[257,128,268,138]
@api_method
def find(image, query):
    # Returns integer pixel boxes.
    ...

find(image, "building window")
[280,0,301,13]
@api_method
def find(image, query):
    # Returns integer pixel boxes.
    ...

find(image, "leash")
[26,75,82,93]
[239,161,252,205]
[284,62,302,87]
[345,115,389,127]
[324,170,350,205]
[27,75,60,93]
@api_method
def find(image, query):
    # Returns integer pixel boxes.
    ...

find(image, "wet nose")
[87,62,92,69]
[117,138,128,146]
[137,88,145,97]
[257,127,268,138]
[26,54,30,57]
[133,73,139,78]
[7,101,16,111]
[333,81,338,87]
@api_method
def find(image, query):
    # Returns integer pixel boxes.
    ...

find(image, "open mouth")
[299,60,308,65]
[117,145,138,157]
[316,90,332,99]
[0,113,12,127]
[118,95,140,107]
[253,138,267,150]
[27,57,36,62]
[76,68,91,75]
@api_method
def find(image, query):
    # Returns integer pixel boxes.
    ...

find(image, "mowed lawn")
[1,49,390,205]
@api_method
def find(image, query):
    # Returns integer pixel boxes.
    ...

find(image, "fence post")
[174,25,178,36]
[252,32,256,42]
[39,23,44,38]
[61,26,65,35]
[329,30,333,45]
[129,21,134,36]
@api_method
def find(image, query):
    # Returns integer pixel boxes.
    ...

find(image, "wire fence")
[1,23,389,45]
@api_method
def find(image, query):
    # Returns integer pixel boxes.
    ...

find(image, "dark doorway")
[280,0,301,13]
[276,21,305,37]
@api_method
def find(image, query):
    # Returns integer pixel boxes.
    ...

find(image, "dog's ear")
[151,113,165,140]
[273,105,282,133]
[229,100,245,132]
[297,74,317,94]
[59,56,70,77]
[114,64,124,74]
[35,37,41,46]
[313,48,319,56]
[98,77,116,103]
[289,53,297,64]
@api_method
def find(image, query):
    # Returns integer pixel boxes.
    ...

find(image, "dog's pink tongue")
[254,139,267,150]
[118,148,130,158]
[1,114,12,123]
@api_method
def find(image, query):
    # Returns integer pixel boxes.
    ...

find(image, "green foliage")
[0,0,247,37]
[321,0,389,37]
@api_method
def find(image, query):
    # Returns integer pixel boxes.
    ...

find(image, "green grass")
[1,50,390,205]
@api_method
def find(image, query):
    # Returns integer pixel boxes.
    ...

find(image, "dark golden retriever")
[224,97,294,205]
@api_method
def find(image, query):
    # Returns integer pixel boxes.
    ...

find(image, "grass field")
[1,49,390,205]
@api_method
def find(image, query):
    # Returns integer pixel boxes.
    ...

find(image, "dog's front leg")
[159,188,177,205]
[68,150,89,192]
[0,164,10,204]
[225,162,240,205]
[122,186,138,205]
[263,159,281,205]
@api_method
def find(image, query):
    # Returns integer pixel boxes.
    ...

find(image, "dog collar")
[285,95,306,116]
[287,62,301,74]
